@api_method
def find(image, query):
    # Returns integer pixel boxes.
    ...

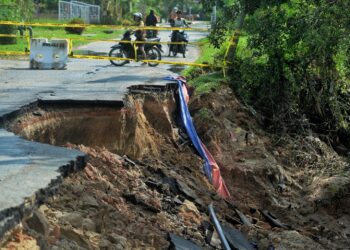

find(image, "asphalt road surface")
[0,22,209,117]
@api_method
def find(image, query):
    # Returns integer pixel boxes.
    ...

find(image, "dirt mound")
[190,86,350,249]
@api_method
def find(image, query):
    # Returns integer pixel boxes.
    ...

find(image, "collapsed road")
[1,22,350,249]
[2,79,349,249]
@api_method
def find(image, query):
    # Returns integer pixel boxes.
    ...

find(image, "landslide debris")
[190,86,350,249]
[1,85,350,249]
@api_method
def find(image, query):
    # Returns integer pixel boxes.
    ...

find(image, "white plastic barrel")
[30,38,69,70]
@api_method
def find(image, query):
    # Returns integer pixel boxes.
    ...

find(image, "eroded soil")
[1,86,350,249]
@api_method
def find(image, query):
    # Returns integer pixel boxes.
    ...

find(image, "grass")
[188,71,225,94]
[183,38,222,77]
[182,37,228,94]
[0,19,123,53]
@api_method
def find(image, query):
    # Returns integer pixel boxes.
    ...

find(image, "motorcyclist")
[172,10,188,29]
[169,7,178,26]
[169,10,189,55]
[133,12,147,63]
[145,9,159,38]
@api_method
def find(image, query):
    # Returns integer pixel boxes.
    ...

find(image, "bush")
[0,25,17,44]
[65,18,85,35]
[121,19,132,27]
[0,4,19,44]
[101,16,118,25]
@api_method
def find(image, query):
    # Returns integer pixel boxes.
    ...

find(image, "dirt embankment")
[190,87,350,249]
[2,85,350,249]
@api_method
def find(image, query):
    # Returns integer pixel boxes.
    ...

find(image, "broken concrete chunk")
[176,179,198,201]
[168,233,202,250]
[222,224,255,250]
[260,210,291,229]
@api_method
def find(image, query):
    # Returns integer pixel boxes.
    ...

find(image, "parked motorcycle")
[109,30,163,67]
[168,30,188,58]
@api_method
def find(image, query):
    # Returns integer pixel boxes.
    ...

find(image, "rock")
[61,227,91,249]
[81,194,99,208]
[48,225,61,244]
[207,230,222,248]
[108,233,128,248]
[269,230,325,250]
[176,180,198,201]
[38,204,49,214]
[25,210,49,237]
[123,193,161,213]
[59,212,83,228]
[99,238,112,249]
[82,218,96,232]
[173,197,182,205]
[70,184,85,194]
[178,200,202,225]
[32,111,44,116]
[258,238,270,249]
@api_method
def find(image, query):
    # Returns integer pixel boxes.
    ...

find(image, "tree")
[204,0,350,145]
[0,0,34,44]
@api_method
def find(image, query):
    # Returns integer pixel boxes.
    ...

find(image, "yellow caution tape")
[0,33,205,46]
[72,54,135,61]
[71,54,211,67]
[0,50,228,68]
[0,51,29,55]
[0,21,210,32]
[0,34,18,38]
[223,30,239,76]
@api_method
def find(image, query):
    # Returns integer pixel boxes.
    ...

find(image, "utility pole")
[211,5,216,28]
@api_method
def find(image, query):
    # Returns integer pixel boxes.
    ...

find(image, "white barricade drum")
[30,39,69,70]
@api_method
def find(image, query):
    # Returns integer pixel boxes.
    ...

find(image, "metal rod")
[208,204,231,250]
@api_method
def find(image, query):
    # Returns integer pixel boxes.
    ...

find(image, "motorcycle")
[168,30,188,58]
[146,29,158,39]
[109,30,163,67]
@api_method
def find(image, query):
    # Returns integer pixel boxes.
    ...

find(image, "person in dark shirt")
[145,10,159,38]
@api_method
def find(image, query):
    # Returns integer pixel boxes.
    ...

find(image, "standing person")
[145,9,158,38]
[133,12,147,64]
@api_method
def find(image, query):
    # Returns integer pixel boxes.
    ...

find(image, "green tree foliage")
[205,0,350,145]
[0,0,34,44]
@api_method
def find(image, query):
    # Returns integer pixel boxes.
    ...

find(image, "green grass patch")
[188,71,225,94]
[183,38,223,78]
[235,35,249,59]
[182,37,230,94]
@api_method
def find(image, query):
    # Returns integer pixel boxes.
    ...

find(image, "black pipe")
[17,26,33,38]
[18,26,24,36]
[26,26,33,38]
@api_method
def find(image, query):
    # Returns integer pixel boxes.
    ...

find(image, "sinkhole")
[1,84,179,160]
